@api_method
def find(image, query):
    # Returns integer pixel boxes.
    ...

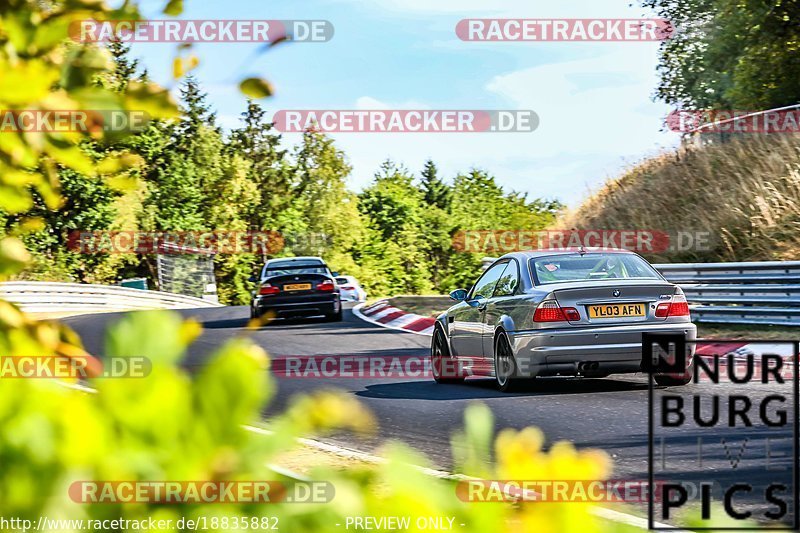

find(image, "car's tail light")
[655,294,690,317]
[533,301,579,322]
[259,284,280,296]
[317,280,335,292]
[341,285,354,290]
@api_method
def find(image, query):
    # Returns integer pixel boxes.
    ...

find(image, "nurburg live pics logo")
[645,334,800,530]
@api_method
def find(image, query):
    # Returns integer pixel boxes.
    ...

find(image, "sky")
[127,0,682,206]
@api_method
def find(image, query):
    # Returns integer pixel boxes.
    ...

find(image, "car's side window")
[493,260,519,297]
[470,262,509,300]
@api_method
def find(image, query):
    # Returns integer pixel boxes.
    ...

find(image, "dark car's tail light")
[317,280,335,292]
[259,284,280,296]
[533,301,579,322]
[656,294,690,318]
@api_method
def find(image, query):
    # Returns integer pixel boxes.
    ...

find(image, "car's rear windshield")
[529,253,662,285]
[335,277,349,284]
[263,260,329,276]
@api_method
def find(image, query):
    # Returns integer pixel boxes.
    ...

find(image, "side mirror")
[449,289,468,301]
[331,271,340,277]
[248,274,258,283]
[466,294,486,308]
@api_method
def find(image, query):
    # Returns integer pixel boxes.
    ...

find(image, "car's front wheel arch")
[431,324,464,384]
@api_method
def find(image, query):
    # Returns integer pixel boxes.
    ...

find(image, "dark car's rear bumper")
[252,293,340,317]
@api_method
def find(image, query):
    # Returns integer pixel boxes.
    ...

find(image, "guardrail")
[482,257,800,326]
[0,281,222,314]
[653,261,800,326]
[687,103,800,147]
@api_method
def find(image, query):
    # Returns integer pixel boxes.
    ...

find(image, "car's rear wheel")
[431,328,464,384]
[654,360,694,386]
[494,333,520,392]
[325,307,343,322]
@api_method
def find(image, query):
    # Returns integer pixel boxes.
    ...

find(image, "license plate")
[284,283,311,291]
[587,303,646,319]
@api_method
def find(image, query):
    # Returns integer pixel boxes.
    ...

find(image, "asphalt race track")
[65,304,796,524]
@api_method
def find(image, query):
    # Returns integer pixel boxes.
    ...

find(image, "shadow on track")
[356,376,649,400]
[200,315,332,329]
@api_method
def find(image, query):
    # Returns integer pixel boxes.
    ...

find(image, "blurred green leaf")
[0,237,32,276]
[239,77,274,99]
[163,0,184,16]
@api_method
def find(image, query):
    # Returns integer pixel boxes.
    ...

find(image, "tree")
[420,159,451,210]
[227,100,290,231]
[417,159,453,287]
[358,161,433,294]
[444,169,561,290]
[290,130,364,258]
[140,77,224,232]
[106,39,139,92]
[178,75,218,138]
[644,0,800,109]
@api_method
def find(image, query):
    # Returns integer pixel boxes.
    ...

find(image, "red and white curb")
[353,300,436,336]
[695,341,796,360]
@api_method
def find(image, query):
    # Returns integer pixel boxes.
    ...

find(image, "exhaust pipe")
[577,361,600,372]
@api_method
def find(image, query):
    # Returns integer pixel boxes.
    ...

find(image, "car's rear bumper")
[253,294,340,317]
[507,321,697,377]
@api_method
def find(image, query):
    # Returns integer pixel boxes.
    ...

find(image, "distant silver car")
[335,275,367,302]
[432,249,697,391]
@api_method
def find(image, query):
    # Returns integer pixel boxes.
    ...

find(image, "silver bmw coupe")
[431,249,697,391]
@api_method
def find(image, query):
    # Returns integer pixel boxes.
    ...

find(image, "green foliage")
[645,0,800,109]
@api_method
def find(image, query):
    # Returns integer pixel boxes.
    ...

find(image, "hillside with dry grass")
[559,136,800,263]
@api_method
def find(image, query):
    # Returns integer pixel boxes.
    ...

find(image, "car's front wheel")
[494,333,520,392]
[431,327,464,384]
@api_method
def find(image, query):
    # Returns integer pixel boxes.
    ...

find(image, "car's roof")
[499,248,637,261]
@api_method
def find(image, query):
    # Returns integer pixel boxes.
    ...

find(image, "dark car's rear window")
[267,259,323,269]
[263,260,329,277]
[529,253,662,285]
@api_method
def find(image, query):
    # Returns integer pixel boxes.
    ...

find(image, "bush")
[0,308,635,532]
